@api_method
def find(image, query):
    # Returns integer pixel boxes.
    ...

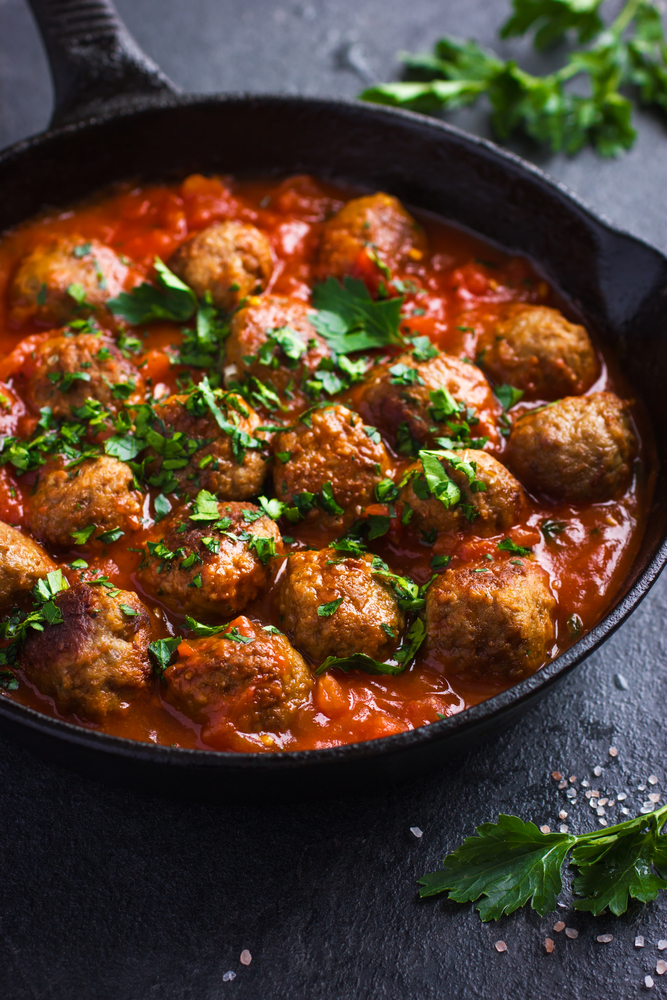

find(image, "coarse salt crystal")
[657,961,667,976]
[565,928,579,939]
[618,792,628,801]
[614,673,629,690]
[639,785,647,792]
[410,826,423,838]
[621,807,630,815]
[560,825,569,833]
[649,775,659,785]
[593,766,602,777]
[566,788,577,799]
[544,938,554,953]
[240,950,252,966]
[646,975,655,988]
[598,817,608,826]
[559,810,568,820]
[609,747,618,757]
[591,790,600,798]
[552,771,562,781]
[597,934,614,943]
[495,941,507,953]
[554,921,566,933]
[540,825,551,834]
[596,807,606,817]
[636,936,646,948]
[569,776,577,783]
[658,941,667,951]
[222,971,236,982]
[558,780,568,790]
[581,779,590,787]
[641,806,654,814]
[649,793,660,803]
[599,798,608,806]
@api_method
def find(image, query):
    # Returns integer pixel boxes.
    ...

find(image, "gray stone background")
[0,1,666,997]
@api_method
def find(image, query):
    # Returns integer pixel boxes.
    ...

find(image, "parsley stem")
[573,802,667,843]
[611,0,644,37]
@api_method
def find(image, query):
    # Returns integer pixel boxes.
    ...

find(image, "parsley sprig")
[418,804,667,920]
[361,0,667,158]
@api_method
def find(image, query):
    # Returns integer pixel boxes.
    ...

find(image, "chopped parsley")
[108,258,196,324]
[317,598,344,617]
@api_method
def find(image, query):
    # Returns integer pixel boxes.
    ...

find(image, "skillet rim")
[0,91,666,772]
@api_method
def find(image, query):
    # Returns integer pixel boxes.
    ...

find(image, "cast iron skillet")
[0,0,665,800]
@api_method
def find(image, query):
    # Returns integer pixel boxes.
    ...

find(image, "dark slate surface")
[1,1,667,997]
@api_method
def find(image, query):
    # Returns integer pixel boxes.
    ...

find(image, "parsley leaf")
[310,277,404,353]
[418,803,667,922]
[108,258,197,324]
[315,653,407,677]
[189,489,220,523]
[148,636,181,677]
[317,598,344,617]
[497,538,532,556]
[494,384,525,410]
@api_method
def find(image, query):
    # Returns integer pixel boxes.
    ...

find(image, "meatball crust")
[400,449,526,537]
[0,521,56,608]
[28,456,143,549]
[272,405,391,527]
[23,332,143,418]
[426,559,556,681]
[165,616,314,733]
[9,236,133,328]
[136,500,283,619]
[356,351,499,450]
[318,192,427,279]
[20,584,152,721]
[279,549,404,664]
[169,220,273,312]
[150,391,269,500]
[505,392,637,503]
[478,304,600,399]
[224,294,329,412]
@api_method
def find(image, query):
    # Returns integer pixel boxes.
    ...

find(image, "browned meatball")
[165,616,313,733]
[20,584,152,720]
[400,449,526,537]
[426,559,556,681]
[23,332,143,418]
[9,236,134,328]
[272,405,391,527]
[478,304,600,400]
[28,456,143,548]
[169,221,273,312]
[505,392,636,503]
[149,391,269,500]
[279,549,404,664]
[318,192,427,279]
[136,499,282,619]
[224,294,329,413]
[0,521,56,608]
[356,351,499,451]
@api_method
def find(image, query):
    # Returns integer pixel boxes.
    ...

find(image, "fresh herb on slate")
[361,0,667,158]
[418,804,667,920]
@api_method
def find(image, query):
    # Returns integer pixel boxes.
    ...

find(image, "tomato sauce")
[0,173,654,753]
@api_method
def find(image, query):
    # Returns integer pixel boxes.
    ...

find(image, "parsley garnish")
[361,0,667,158]
[107,258,196,324]
[315,618,426,676]
[418,804,667,920]
[310,277,404,353]
[189,490,220,523]
[0,570,70,678]
[317,598,344,618]
[497,537,532,556]
[148,636,181,677]
[494,383,525,410]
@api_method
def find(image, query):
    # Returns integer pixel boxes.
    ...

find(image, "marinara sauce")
[0,174,654,753]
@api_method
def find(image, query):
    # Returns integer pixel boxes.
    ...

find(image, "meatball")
[318,192,427,279]
[23,332,143,419]
[20,584,152,720]
[356,351,499,451]
[505,392,637,503]
[149,390,269,500]
[478,304,600,399]
[28,456,143,548]
[400,449,526,537]
[0,521,56,608]
[136,499,282,619]
[272,405,391,527]
[169,221,273,312]
[165,616,313,733]
[425,559,556,681]
[224,294,329,413]
[9,236,133,328]
[279,549,404,664]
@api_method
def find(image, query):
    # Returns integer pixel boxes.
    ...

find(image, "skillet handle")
[27,0,179,128]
